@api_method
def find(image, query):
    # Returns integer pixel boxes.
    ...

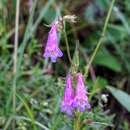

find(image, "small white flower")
[63,15,77,23]
[101,94,108,103]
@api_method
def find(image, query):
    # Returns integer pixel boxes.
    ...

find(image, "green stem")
[63,30,73,65]
[84,0,116,78]
[13,0,20,128]
[74,112,81,130]
[63,22,76,68]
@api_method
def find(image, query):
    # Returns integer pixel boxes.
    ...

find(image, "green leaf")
[93,48,122,72]
[107,86,130,112]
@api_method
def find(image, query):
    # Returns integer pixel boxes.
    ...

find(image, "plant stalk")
[13,0,20,128]
[84,0,116,78]
[63,22,76,68]
[74,112,81,130]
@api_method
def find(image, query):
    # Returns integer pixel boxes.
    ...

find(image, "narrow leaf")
[107,86,130,112]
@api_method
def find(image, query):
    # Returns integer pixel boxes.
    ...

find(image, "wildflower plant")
[43,14,92,130]
[42,8,115,128]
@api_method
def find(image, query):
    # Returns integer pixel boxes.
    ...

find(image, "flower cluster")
[43,18,91,116]
[61,73,91,115]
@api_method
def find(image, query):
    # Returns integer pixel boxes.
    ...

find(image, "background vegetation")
[0,0,130,130]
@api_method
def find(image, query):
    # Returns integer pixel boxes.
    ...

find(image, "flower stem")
[63,30,73,64]
[84,0,116,78]
[63,22,76,68]
[74,111,81,130]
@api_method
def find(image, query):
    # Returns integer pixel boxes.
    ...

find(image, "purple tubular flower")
[61,74,74,115]
[43,23,63,62]
[72,73,91,112]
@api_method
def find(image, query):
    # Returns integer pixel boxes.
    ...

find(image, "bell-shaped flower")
[43,23,63,62]
[61,74,74,115]
[72,73,91,112]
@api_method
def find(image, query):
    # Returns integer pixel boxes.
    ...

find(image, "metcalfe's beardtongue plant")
[61,72,91,130]
[43,22,63,63]
[43,16,91,130]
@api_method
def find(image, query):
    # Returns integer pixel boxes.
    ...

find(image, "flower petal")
[72,73,91,112]
[43,23,63,62]
[60,74,74,115]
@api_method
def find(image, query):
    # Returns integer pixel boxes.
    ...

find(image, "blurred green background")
[0,0,130,130]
